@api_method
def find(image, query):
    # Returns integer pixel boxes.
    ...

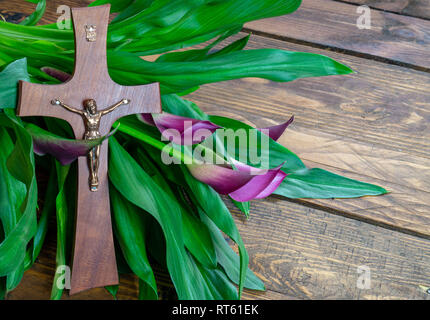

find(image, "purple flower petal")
[41,67,71,82]
[188,159,287,202]
[258,115,294,141]
[188,162,254,194]
[229,165,287,202]
[138,112,221,145]
[137,113,156,126]
[26,124,116,165]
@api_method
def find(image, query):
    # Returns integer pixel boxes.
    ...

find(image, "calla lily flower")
[138,112,221,145]
[140,112,294,145]
[25,123,116,165]
[259,115,294,141]
[41,67,71,82]
[188,159,287,202]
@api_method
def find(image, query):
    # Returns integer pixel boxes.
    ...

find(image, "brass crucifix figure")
[51,98,130,191]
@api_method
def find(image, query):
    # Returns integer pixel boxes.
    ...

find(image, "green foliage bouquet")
[0,0,386,299]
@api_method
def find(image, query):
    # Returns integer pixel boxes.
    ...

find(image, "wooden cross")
[17,5,161,295]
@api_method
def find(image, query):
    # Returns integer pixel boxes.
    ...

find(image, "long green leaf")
[29,164,56,266]
[107,0,302,53]
[109,48,353,94]
[275,167,388,199]
[0,59,30,110]
[132,147,217,269]
[0,110,37,280]
[89,0,134,13]
[50,162,74,300]
[19,0,46,26]
[109,137,238,299]
[109,137,205,299]
[110,187,158,300]
[202,214,264,291]
[181,166,248,298]
[0,126,27,291]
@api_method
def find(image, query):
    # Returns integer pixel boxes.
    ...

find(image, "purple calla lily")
[41,67,72,82]
[188,159,287,202]
[259,115,294,141]
[140,112,294,145]
[25,123,116,165]
[138,113,221,145]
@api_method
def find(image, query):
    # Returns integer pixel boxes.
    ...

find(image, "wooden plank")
[339,0,430,20]
[226,199,430,300]
[280,128,430,236]
[8,199,430,300]
[245,0,430,70]
[0,0,92,24]
[188,33,430,236]
[5,226,291,300]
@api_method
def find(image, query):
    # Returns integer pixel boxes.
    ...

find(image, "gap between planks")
[189,32,430,239]
[332,0,430,21]
[245,0,430,72]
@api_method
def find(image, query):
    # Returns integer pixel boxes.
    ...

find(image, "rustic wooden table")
[2,0,430,300]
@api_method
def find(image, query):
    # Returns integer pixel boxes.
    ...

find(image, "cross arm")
[96,82,162,135]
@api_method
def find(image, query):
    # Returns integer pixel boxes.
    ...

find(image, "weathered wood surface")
[2,0,430,300]
[7,200,430,300]
[245,0,430,70]
[339,0,430,20]
[190,33,430,238]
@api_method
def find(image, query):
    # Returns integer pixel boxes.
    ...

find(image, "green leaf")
[19,0,46,26]
[112,0,156,24]
[0,110,37,280]
[0,126,27,291]
[131,147,217,269]
[29,164,56,266]
[161,94,208,120]
[181,166,249,298]
[110,187,158,300]
[108,0,302,53]
[156,27,243,63]
[202,214,265,291]
[138,278,157,300]
[109,48,353,94]
[231,198,250,218]
[275,168,388,199]
[0,127,26,245]
[208,34,250,59]
[0,59,30,110]
[0,277,5,300]
[105,285,119,300]
[89,0,135,13]
[109,137,203,299]
[109,137,237,299]
[50,162,75,300]
[180,206,217,269]
[194,263,238,300]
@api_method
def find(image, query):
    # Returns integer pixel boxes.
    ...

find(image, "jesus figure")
[51,98,130,191]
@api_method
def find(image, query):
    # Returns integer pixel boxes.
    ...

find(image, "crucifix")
[17,5,161,295]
